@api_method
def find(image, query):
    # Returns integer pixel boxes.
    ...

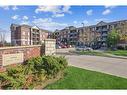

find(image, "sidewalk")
[104,53,127,59]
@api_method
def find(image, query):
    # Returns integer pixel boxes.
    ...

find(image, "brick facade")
[52,20,127,47]
[0,45,43,67]
[10,24,51,46]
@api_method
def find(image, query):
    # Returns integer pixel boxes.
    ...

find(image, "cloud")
[33,16,36,18]
[32,18,68,31]
[102,5,116,15]
[22,16,29,20]
[12,6,18,10]
[95,18,108,22]
[20,21,30,25]
[0,6,18,11]
[73,21,78,24]
[104,6,116,9]
[0,6,9,10]
[35,6,61,14]
[11,15,19,20]
[62,6,72,14]
[83,20,89,24]
[52,13,64,18]
[35,5,72,18]
[102,9,111,15]
[86,9,93,16]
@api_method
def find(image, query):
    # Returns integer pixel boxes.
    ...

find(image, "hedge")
[0,56,68,89]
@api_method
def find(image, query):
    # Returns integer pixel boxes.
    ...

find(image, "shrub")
[125,46,127,50]
[7,65,24,77]
[0,55,68,89]
[33,56,44,72]
[41,56,60,77]
[117,46,125,50]
[0,72,25,89]
[56,56,68,69]
[24,58,35,75]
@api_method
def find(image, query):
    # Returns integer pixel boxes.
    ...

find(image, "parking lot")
[56,48,127,78]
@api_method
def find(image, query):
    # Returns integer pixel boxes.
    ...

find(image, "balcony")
[102,28,108,31]
[102,38,107,41]
[102,33,107,36]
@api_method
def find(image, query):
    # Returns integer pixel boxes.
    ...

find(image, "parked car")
[76,46,93,51]
[66,45,72,48]
[61,44,67,48]
[56,44,61,49]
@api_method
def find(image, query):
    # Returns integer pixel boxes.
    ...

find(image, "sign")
[2,53,24,66]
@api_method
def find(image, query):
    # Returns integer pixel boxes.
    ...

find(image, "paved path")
[56,48,127,78]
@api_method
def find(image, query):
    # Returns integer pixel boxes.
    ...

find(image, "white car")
[76,46,93,51]
[84,47,93,51]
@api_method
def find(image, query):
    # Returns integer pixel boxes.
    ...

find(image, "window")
[22,41,25,45]
[22,31,25,35]
[25,41,28,45]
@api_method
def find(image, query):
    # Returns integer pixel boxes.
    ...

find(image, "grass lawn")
[74,50,127,57]
[45,66,127,89]
[105,50,127,56]
[78,51,107,56]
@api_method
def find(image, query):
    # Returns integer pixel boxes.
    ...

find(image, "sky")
[0,5,127,42]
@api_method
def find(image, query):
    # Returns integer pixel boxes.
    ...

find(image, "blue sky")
[0,5,127,42]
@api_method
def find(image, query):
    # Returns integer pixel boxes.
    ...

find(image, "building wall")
[10,24,51,46]
[53,20,127,47]
[40,30,49,43]
[20,25,31,45]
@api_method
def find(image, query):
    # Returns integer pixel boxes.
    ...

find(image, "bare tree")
[0,28,7,46]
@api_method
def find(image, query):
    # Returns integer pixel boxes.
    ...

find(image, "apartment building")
[77,26,101,46]
[52,20,127,47]
[52,26,78,46]
[90,20,127,47]
[52,26,101,46]
[10,24,51,46]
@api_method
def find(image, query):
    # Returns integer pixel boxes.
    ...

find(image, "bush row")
[0,56,68,89]
[117,46,127,50]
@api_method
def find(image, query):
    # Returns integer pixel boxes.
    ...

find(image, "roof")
[53,19,127,33]
[108,20,127,25]
[11,23,20,27]
[10,23,52,32]
[97,21,107,26]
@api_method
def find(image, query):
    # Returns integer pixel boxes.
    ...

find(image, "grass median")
[70,50,127,57]
[105,50,127,56]
[46,66,127,89]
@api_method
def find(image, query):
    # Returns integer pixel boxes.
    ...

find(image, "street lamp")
[82,23,84,28]
[81,23,85,47]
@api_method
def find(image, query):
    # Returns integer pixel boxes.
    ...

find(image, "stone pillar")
[44,39,56,55]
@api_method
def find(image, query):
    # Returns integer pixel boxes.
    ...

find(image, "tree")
[118,22,127,43]
[107,29,120,49]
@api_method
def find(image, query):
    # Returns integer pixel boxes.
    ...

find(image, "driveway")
[56,48,127,78]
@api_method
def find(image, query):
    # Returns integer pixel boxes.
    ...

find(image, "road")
[56,48,127,78]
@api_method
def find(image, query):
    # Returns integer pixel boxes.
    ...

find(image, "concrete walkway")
[65,55,127,78]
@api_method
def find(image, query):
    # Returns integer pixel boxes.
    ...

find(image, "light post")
[81,23,85,47]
